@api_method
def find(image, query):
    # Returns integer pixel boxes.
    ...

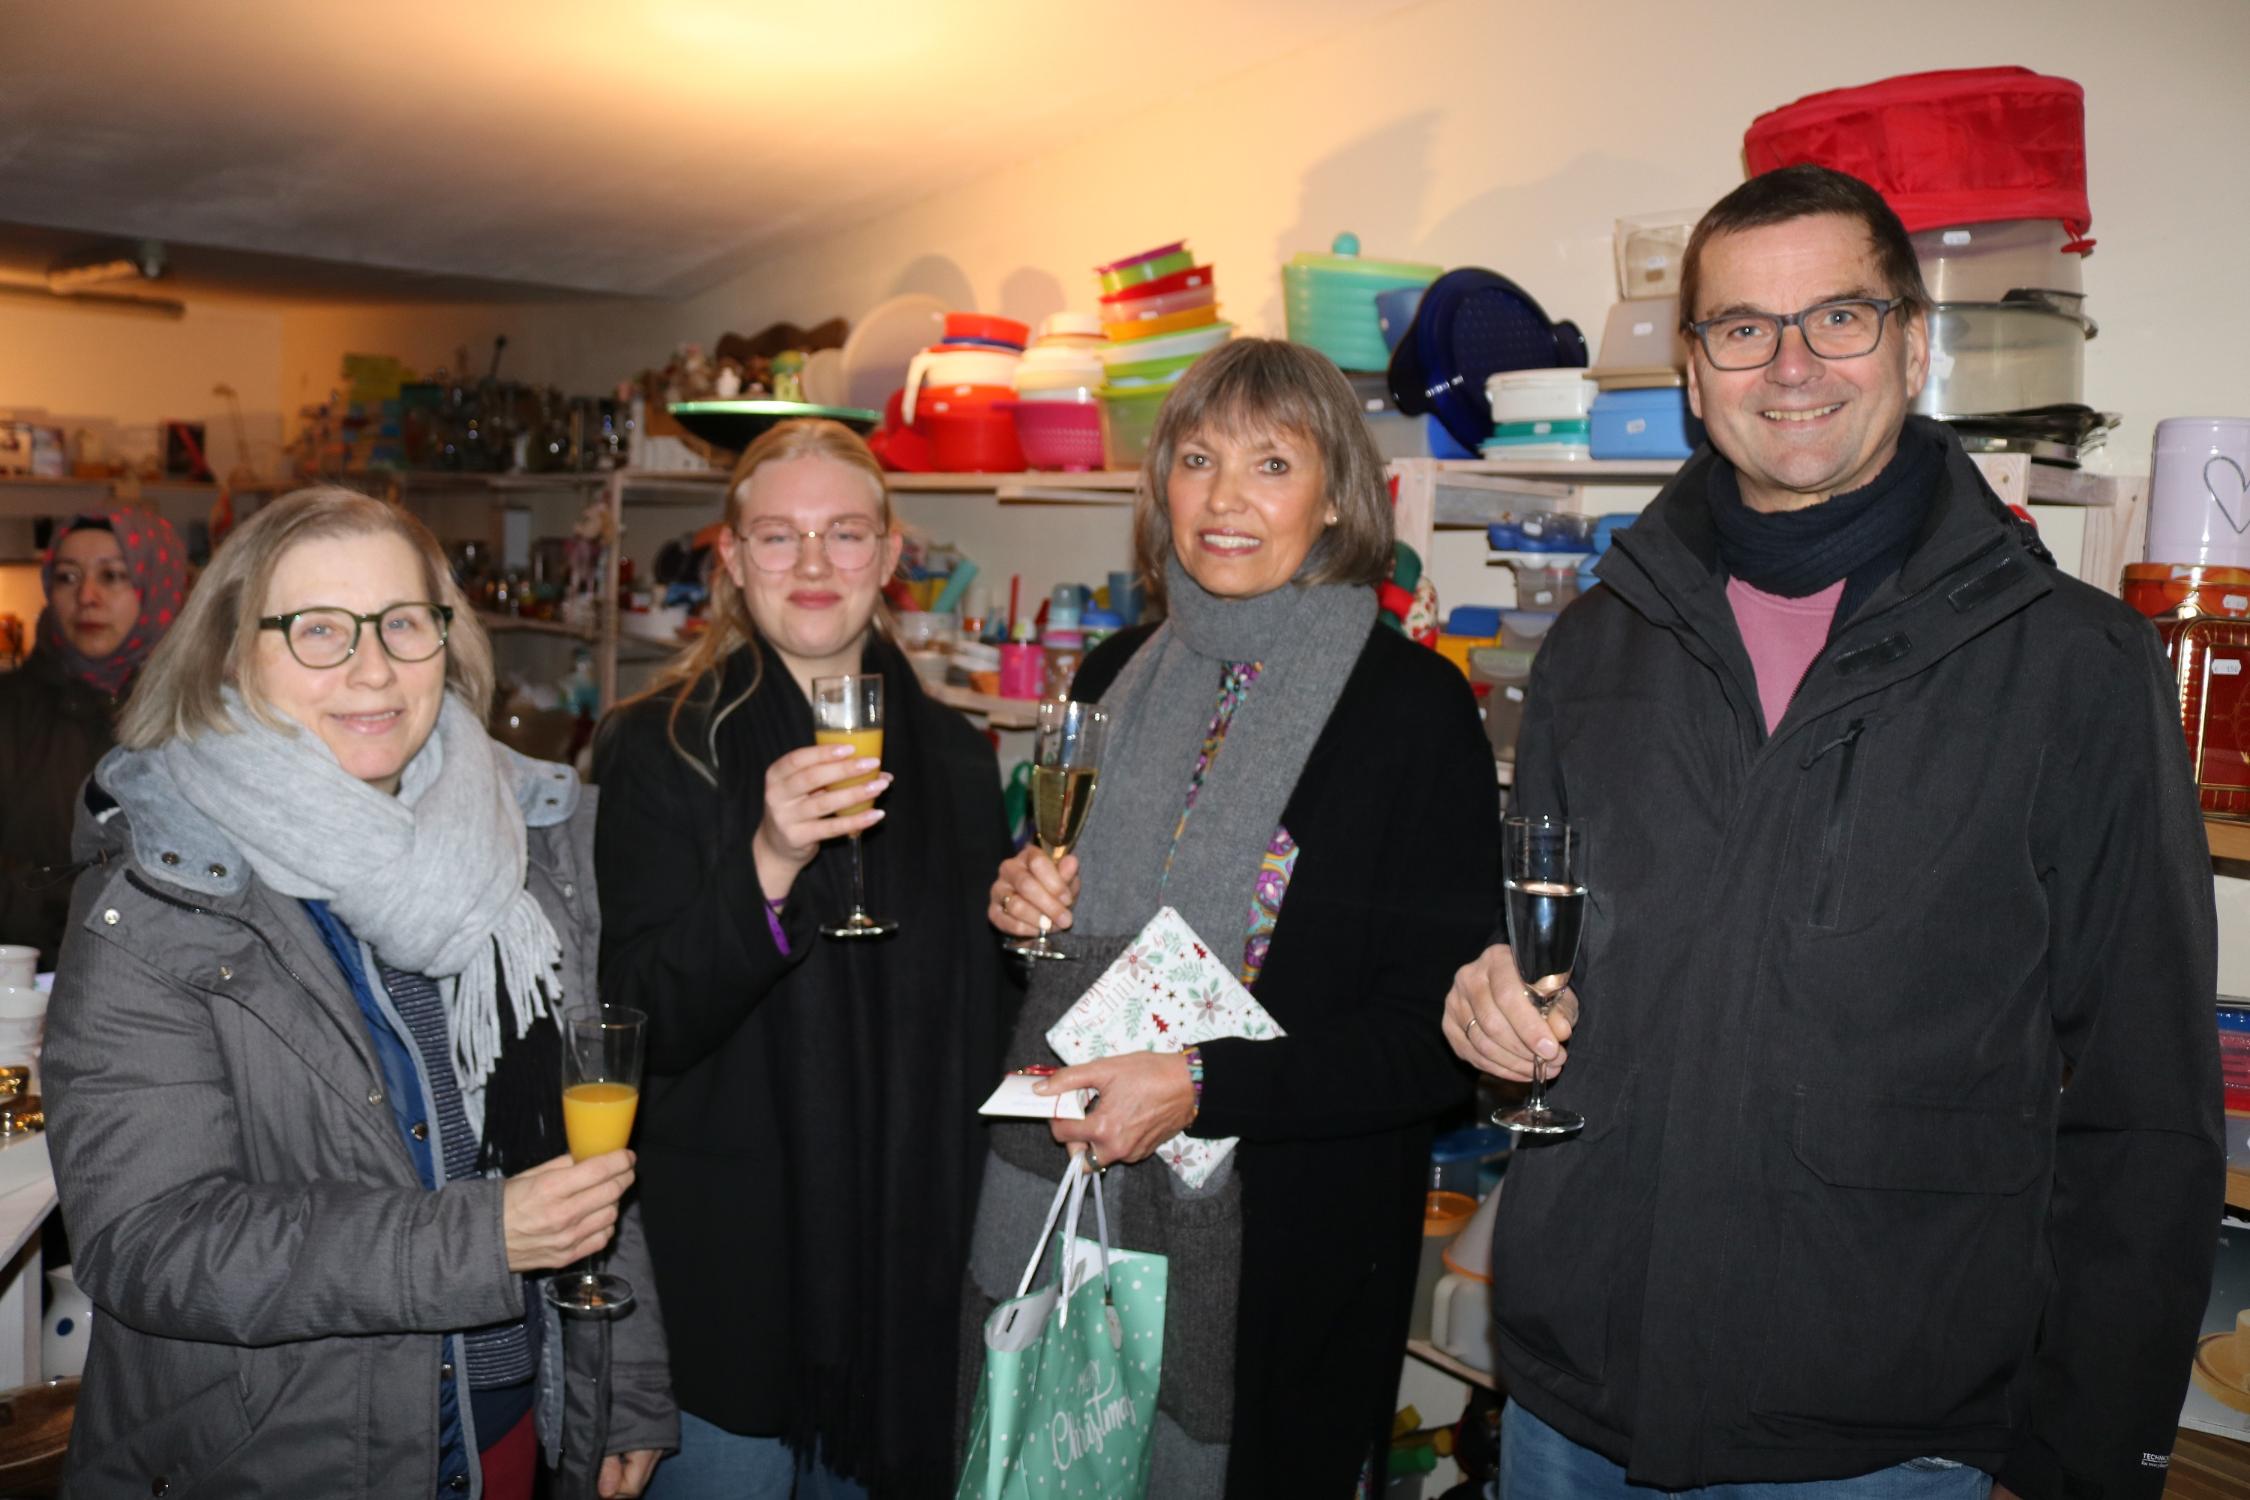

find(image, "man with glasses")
[1445,164,2219,1499]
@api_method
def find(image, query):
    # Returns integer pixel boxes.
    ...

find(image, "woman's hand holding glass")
[987,845,1081,938]
[501,1150,636,1273]
[752,740,893,902]
[1443,945,1579,1084]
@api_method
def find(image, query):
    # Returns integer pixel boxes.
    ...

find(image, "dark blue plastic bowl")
[1388,269,1588,452]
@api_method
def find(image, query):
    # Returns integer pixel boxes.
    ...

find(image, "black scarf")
[1707,423,1942,630]
[721,635,1003,1497]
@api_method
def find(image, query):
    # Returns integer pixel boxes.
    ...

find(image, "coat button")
[151,1480,168,1497]
[561,882,575,899]
[410,1121,429,1142]
[160,851,180,866]
[441,1360,454,1380]
[102,909,120,926]
[207,863,227,879]
[218,966,232,981]
[367,1086,384,1106]
[447,1474,470,1491]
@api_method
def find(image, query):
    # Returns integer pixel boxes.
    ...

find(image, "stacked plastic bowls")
[1011,313,1107,472]
[903,312,1030,472]
[1284,231,1441,373]
[1095,241,1232,468]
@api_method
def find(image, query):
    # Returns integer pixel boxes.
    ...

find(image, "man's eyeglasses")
[737,520,883,574]
[51,564,136,594]
[1687,297,1903,371]
[258,603,453,669]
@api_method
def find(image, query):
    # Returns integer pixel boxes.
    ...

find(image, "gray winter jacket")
[45,747,676,1498]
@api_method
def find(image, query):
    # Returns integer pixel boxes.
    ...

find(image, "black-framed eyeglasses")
[258,603,453,669]
[1688,297,1903,371]
[735,520,883,574]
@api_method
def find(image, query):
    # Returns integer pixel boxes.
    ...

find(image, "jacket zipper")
[1802,719,1866,930]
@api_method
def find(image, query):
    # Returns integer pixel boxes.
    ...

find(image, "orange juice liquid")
[815,726,884,815]
[562,1081,639,1160]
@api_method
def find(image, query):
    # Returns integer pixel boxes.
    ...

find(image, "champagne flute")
[812,673,898,939]
[1007,699,1107,961]
[1492,816,1588,1137]
[545,1005,645,1319]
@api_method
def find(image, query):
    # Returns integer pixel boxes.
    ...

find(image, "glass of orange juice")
[811,673,898,939]
[545,1005,645,1320]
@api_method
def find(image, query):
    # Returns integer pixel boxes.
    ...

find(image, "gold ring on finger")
[1001,892,1014,914]
[1465,1016,1480,1035]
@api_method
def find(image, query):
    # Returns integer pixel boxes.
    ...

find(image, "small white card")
[979,1072,1090,1121]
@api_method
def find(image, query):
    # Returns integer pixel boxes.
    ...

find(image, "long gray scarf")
[154,690,564,1085]
[969,558,1375,1495]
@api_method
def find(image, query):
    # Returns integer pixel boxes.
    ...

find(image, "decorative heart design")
[2209,455,2250,535]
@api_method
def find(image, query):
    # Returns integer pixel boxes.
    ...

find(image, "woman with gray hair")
[977,338,1501,1497]
[44,487,674,1498]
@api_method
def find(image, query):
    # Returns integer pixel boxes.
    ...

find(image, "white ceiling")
[0,0,1424,301]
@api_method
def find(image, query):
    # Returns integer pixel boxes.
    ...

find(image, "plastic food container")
[1913,301,2091,419]
[1034,311,1106,345]
[915,385,1024,472]
[1014,343,1105,395]
[1500,610,1558,653]
[1098,384,1171,467]
[944,312,1030,349]
[1613,212,1701,299]
[903,346,1022,422]
[1487,369,1600,424]
[1592,298,1687,377]
[1099,265,1215,306]
[1911,219,2087,303]
[1096,242,1194,295]
[1103,302,1221,341]
[2146,418,2250,571]
[1489,418,1591,443]
[1283,231,1442,374]
[1101,281,1219,323]
[1100,321,1232,369]
[2123,563,2250,621]
[1590,387,1703,459]
[1014,400,1106,472]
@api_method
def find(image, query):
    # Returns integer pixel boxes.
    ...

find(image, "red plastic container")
[916,384,1025,473]
[943,312,1030,349]
[1099,264,1216,306]
[1745,68,2091,238]
[1013,400,1105,472]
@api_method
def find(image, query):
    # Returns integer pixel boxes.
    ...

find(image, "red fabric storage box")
[1744,67,2091,240]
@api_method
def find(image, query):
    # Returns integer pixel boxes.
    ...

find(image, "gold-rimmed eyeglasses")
[736,520,883,574]
[257,603,453,668]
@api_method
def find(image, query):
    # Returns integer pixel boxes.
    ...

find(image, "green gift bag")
[957,1159,1168,1500]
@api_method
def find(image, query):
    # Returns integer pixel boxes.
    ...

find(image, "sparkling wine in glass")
[1007,699,1107,962]
[1492,816,1588,1137]
[545,1005,645,1319]
[812,673,897,939]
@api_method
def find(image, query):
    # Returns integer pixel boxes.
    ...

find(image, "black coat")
[1075,621,1501,1497]
[0,649,119,960]
[593,640,1015,1494]
[1498,422,2222,1498]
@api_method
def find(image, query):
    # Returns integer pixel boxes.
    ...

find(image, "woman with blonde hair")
[595,419,1014,1498]
[45,486,674,1498]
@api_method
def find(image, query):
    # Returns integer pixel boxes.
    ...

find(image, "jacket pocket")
[1801,718,1869,930]
[1748,1087,2045,1436]
[1491,1061,1635,1388]
[69,1371,256,1496]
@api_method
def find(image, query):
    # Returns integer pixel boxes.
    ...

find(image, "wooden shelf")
[1404,1337,1498,1392]
[923,681,1042,730]
[1423,453,2129,507]
[475,610,595,640]
[2211,819,2250,863]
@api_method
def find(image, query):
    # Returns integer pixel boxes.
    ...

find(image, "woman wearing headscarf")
[44,486,673,1498]
[0,506,187,961]
[974,338,1502,1498]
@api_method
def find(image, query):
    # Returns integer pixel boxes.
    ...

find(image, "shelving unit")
[2210,820,2250,863]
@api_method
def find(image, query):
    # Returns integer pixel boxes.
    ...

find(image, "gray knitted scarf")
[151,690,564,1086]
[968,557,1375,1496]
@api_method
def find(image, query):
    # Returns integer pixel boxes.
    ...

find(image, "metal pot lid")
[1928,298,2097,338]
[1939,402,2119,445]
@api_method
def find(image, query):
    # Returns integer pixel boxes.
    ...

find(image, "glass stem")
[1525,1056,1549,1118]
[848,831,868,920]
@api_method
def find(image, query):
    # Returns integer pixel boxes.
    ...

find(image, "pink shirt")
[1726,577,1845,734]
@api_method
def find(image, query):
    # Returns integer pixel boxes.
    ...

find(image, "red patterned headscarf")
[37,507,190,698]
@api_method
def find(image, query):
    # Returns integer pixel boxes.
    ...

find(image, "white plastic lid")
[1037,311,1104,342]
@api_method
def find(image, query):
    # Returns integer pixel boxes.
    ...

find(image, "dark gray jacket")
[45,749,675,1498]
[1495,422,2222,1500]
